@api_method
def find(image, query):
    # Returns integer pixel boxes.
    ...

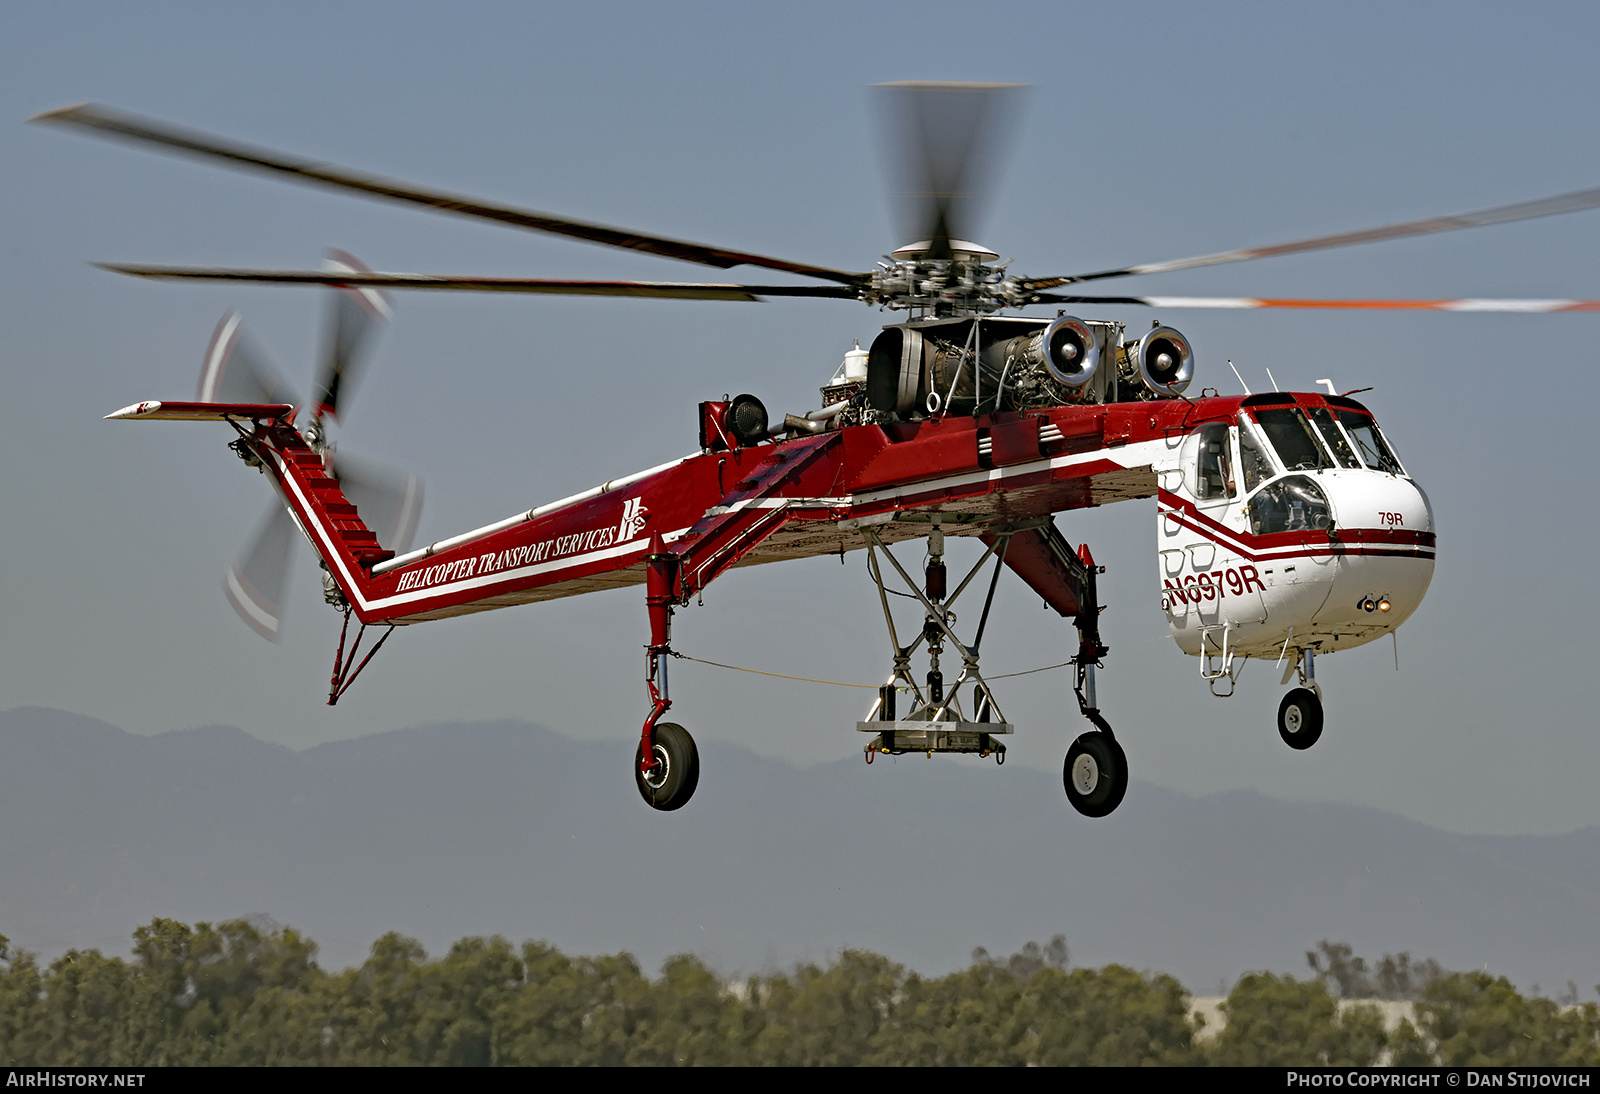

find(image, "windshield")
[1306,407,1361,469]
[1252,407,1331,471]
[1335,410,1405,475]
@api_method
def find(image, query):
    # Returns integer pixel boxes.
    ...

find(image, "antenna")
[1265,367,1280,392]
[1228,359,1252,396]
[1316,378,1337,396]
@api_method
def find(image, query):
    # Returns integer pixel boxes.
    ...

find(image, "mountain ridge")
[2,705,1594,997]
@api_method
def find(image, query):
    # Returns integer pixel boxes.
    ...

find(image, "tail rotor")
[327,450,423,558]
[310,249,392,424]
[197,310,297,406]
[224,504,298,641]
[204,253,421,641]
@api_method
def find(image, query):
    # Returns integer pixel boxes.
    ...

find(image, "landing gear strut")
[1277,649,1324,750]
[1064,546,1127,817]
[637,534,700,811]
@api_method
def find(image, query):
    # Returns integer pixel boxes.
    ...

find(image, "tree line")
[0,923,1596,1066]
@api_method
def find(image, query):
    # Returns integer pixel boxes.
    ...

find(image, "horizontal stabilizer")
[105,400,295,421]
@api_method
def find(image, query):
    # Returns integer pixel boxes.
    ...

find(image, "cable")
[668,650,1074,688]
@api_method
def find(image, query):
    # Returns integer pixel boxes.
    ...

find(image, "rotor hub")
[868,248,1034,316]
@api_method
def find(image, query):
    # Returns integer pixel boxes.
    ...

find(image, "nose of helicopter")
[1314,473,1435,633]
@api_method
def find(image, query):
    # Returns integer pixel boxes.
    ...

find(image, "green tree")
[1209,972,1387,1066]
[319,932,525,1065]
[0,945,45,1064]
[183,920,323,1065]
[1025,965,1200,1066]
[748,950,904,1065]
[30,949,137,1066]
[881,963,1028,1066]
[495,944,656,1066]
[1307,941,1372,998]
[1388,1016,1437,1066]
[625,954,757,1066]
[1307,940,1444,1002]
[1417,972,1600,1066]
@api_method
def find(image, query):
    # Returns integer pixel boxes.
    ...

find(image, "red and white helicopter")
[36,87,1600,815]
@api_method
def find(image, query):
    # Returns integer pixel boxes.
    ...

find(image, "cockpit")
[1165,391,1434,667]
[1187,395,1412,537]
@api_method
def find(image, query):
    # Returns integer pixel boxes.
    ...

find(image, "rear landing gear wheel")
[1277,688,1324,750]
[1063,731,1128,818]
[636,722,700,811]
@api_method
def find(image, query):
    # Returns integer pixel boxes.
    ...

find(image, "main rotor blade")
[1033,184,1600,288]
[1033,293,1600,313]
[878,82,1022,260]
[313,250,391,422]
[95,263,863,301]
[33,103,866,286]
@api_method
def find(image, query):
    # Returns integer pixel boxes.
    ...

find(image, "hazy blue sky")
[4,0,1598,836]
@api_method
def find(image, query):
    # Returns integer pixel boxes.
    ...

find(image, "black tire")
[635,722,700,811]
[1277,688,1324,750]
[1063,731,1128,818]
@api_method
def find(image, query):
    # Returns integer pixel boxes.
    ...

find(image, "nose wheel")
[1277,688,1323,749]
[636,722,700,811]
[1277,648,1325,750]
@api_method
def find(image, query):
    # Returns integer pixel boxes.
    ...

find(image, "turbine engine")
[865,315,1126,417]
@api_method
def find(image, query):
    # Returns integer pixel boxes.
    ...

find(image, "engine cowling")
[1130,325,1194,396]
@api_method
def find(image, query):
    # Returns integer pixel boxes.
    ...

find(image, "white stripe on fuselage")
[284,439,1166,618]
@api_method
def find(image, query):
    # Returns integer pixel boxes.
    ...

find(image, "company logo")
[619,497,649,540]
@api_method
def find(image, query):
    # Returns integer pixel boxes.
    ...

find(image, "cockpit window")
[1194,423,1234,500]
[1238,416,1274,492]
[1334,410,1405,475]
[1252,408,1331,471]
[1306,407,1361,469]
[1248,475,1334,535]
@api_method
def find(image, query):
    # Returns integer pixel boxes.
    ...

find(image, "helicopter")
[34,85,1600,816]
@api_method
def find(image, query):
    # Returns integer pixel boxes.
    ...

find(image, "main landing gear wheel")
[636,722,700,811]
[1063,731,1128,818]
[1277,688,1324,750]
